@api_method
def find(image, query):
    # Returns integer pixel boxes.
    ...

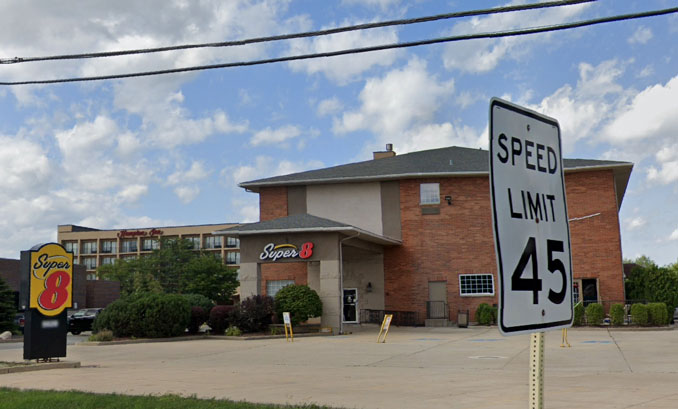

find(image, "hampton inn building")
[215,145,633,332]
[58,223,241,280]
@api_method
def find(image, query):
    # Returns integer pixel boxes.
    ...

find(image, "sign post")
[490,98,573,409]
[282,312,294,342]
[20,243,74,361]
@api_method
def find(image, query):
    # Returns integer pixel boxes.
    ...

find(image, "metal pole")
[529,332,544,409]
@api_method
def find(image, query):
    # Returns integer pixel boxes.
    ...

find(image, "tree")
[274,285,322,326]
[0,276,17,333]
[144,238,195,294]
[98,257,162,297]
[181,254,239,305]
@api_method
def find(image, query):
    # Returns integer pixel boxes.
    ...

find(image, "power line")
[0,0,595,65]
[1,6,676,86]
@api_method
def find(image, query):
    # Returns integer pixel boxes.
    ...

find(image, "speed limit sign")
[489,98,573,336]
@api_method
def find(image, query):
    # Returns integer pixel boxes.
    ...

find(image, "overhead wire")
[1,5,676,86]
[0,0,596,65]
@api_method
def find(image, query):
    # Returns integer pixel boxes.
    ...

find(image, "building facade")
[216,146,632,333]
[58,223,241,280]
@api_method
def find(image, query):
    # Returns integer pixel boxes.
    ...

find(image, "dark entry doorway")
[343,288,358,323]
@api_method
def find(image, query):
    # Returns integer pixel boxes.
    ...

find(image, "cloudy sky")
[1,0,677,265]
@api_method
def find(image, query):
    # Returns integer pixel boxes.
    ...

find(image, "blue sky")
[1,1,677,265]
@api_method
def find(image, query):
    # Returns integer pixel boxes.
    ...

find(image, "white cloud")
[317,97,343,117]
[624,217,647,231]
[334,58,454,137]
[228,156,324,185]
[0,136,52,195]
[116,185,149,203]
[287,22,401,83]
[250,125,302,147]
[341,0,401,11]
[166,161,211,186]
[174,186,201,204]
[670,227,678,241]
[628,26,653,45]
[442,3,590,73]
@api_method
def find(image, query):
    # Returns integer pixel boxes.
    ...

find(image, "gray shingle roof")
[239,146,632,190]
[213,213,401,245]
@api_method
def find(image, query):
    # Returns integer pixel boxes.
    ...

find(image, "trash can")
[457,310,469,328]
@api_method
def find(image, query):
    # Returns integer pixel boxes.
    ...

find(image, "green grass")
[0,388,340,409]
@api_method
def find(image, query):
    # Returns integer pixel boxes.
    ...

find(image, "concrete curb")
[79,331,332,346]
[0,361,80,374]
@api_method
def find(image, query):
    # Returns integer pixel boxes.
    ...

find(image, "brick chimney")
[373,143,396,160]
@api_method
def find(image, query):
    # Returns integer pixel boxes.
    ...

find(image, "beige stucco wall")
[306,182,383,235]
[342,248,385,313]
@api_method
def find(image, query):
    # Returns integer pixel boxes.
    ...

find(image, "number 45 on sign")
[489,98,574,336]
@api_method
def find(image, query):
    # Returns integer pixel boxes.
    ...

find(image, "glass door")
[343,288,358,323]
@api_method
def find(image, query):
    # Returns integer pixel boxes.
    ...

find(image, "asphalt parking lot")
[1,325,678,409]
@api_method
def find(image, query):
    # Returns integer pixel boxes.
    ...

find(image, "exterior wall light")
[366,282,373,293]
[445,196,452,205]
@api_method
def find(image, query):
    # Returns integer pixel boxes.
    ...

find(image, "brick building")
[216,146,632,333]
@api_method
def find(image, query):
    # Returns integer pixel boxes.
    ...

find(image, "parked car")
[14,312,25,334]
[68,308,102,335]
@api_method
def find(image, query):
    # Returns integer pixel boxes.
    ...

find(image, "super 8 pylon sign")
[29,243,73,316]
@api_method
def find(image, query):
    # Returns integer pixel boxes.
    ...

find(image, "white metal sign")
[489,98,573,336]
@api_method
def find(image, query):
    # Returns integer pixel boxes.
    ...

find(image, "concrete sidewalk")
[1,326,677,409]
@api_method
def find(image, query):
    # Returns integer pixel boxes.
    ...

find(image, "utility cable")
[1,6,676,86]
[0,0,596,65]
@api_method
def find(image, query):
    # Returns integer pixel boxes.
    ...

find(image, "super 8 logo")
[29,243,74,316]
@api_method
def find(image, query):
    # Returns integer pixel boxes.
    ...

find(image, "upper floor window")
[226,236,240,248]
[64,241,78,256]
[101,257,116,266]
[420,183,440,205]
[101,240,116,254]
[82,257,97,270]
[185,236,200,249]
[226,252,240,265]
[204,235,222,249]
[121,239,137,253]
[81,241,97,254]
[142,238,159,251]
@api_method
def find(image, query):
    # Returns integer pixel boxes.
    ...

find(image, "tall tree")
[0,276,17,333]
[181,254,239,305]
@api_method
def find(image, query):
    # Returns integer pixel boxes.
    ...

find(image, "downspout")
[339,232,360,335]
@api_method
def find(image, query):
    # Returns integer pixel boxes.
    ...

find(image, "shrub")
[225,326,242,336]
[573,303,584,326]
[208,305,235,335]
[585,303,604,326]
[0,276,17,334]
[647,302,668,326]
[182,294,215,316]
[610,304,625,326]
[476,303,495,325]
[141,293,191,338]
[274,285,323,326]
[88,330,113,342]
[631,303,648,326]
[93,298,133,337]
[188,306,207,334]
[231,295,275,333]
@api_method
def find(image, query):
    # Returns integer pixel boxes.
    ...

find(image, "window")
[266,280,294,298]
[420,183,440,204]
[121,239,137,253]
[142,238,159,251]
[81,241,97,254]
[459,274,494,296]
[86,273,97,280]
[101,257,116,266]
[226,252,240,265]
[226,237,239,248]
[122,255,137,261]
[101,240,116,254]
[185,236,200,249]
[64,241,78,256]
[204,235,222,249]
[82,257,97,270]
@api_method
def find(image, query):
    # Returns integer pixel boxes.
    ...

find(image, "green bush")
[231,295,275,333]
[573,303,584,326]
[274,285,322,326]
[585,303,604,326]
[208,305,235,335]
[93,293,190,338]
[225,326,242,336]
[88,330,113,342]
[93,298,133,337]
[0,276,17,334]
[631,303,649,326]
[476,303,495,325]
[647,302,668,326]
[610,304,625,326]
[182,294,215,316]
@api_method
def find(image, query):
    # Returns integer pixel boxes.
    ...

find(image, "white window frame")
[420,183,440,205]
[459,274,495,296]
[266,280,294,298]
